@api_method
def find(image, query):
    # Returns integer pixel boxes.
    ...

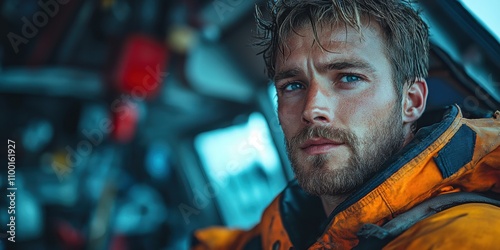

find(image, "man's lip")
[300,138,345,155]
[300,138,344,149]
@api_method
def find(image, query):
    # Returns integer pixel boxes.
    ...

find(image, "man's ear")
[402,78,428,125]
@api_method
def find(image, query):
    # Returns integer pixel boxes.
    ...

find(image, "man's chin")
[293,161,360,196]
[298,153,350,171]
[296,171,358,196]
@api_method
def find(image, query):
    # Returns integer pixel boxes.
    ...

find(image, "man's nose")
[301,83,334,125]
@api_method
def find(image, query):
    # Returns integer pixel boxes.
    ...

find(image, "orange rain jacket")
[192,105,500,249]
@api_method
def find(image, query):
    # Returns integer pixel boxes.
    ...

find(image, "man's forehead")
[279,20,382,51]
[274,23,384,72]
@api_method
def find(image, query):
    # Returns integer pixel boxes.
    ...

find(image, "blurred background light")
[460,0,500,43]
[194,112,286,229]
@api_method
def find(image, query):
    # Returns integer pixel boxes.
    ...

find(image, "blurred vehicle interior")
[0,0,499,249]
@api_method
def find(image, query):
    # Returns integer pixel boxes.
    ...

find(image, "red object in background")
[111,101,138,143]
[114,35,169,99]
[110,234,129,250]
[55,220,85,250]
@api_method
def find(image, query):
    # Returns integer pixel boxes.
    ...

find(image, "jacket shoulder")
[191,180,325,249]
[384,203,500,249]
[190,193,285,250]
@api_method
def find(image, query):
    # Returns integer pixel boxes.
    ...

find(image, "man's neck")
[321,194,350,216]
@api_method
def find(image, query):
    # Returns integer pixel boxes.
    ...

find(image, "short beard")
[285,105,405,196]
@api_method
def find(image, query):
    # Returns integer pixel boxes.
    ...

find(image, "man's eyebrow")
[274,68,301,83]
[321,60,375,73]
[273,61,375,82]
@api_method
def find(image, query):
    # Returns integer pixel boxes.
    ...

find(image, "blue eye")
[282,82,304,92]
[340,75,361,83]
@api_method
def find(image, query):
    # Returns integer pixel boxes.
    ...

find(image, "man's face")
[275,22,406,196]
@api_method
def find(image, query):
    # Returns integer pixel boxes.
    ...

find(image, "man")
[192,0,500,249]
